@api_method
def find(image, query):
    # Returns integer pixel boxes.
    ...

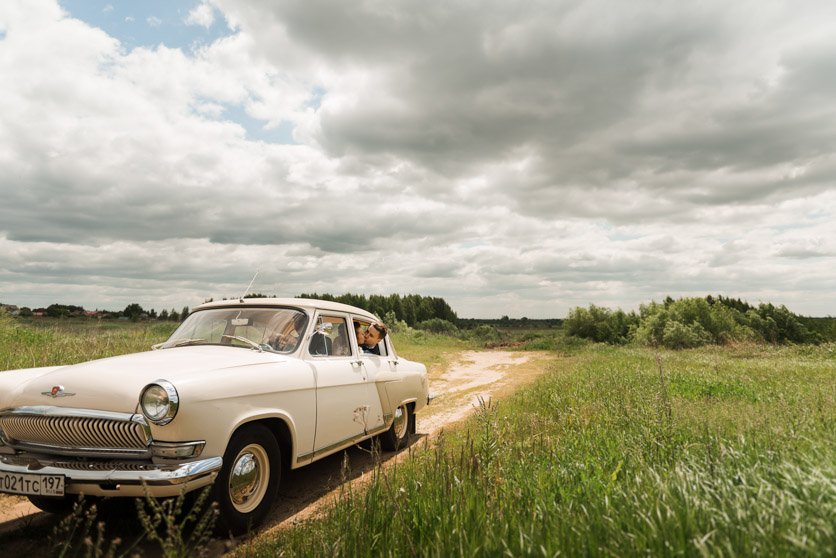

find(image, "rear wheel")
[380,404,411,451]
[213,424,281,535]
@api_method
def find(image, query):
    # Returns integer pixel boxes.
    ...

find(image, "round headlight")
[140,380,179,425]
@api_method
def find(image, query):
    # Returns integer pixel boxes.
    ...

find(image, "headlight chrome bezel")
[140,380,179,426]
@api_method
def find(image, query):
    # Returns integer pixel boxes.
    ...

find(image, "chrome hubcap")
[393,405,408,440]
[229,444,269,513]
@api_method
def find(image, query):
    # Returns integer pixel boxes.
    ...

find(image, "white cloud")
[186,2,215,28]
[1,0,835,317]
[146,15,162,27]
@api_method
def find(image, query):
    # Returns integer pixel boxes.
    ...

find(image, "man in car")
[362,322,387,355]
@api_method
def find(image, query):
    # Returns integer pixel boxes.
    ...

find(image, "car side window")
[353,318,388,357]
[309,315,352,357]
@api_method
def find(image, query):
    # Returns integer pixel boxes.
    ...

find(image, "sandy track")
[0,350,551,552]
[418,350,534,434]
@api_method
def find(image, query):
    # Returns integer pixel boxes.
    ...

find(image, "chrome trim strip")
[1,406,141,422]
[296,451,314,464]
[131,415,153,443]
[10,440,151,459]
[309,421,392,461]
[313,433,367,458]
[151,441,206,459]
[0,455,223,487]
[366,423,389,436]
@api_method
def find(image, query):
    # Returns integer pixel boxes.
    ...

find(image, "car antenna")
[240,269,259,303]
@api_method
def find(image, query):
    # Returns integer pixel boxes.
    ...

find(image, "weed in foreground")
[48,497,129,558]
[43,488,219,558]
[136,486,219,558]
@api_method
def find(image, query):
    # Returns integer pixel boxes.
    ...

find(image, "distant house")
[33,308,48,317]
[1,304,19,315]
[85,310,99,316]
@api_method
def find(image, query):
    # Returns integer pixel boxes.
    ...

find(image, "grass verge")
[235,344,835,557]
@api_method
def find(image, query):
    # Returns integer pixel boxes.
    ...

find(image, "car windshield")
[161,307,309,353]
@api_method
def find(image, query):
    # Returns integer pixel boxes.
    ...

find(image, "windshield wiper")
[221,335,266,352]
[168,338,206,348]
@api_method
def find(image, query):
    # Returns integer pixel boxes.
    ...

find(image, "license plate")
[0,472,65,496]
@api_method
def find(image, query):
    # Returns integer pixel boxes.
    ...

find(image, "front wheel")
[213,424,281,535]
[380,403,411,451]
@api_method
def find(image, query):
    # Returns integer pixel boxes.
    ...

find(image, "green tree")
[123,303,145,322]
[46,304,84,318]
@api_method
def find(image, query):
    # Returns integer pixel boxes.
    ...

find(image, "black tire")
[28,494,85,514]
[380,403,411,451]
[213,423,281,536]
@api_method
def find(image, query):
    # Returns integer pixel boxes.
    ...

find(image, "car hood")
[1,346,292,414]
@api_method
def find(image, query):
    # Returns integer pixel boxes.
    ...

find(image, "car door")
[354,316,397,430]
[308,313,383,459]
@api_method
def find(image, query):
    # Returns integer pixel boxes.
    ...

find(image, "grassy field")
[238,343,835,557]
[1,316,834,556]
[0,315,178,372]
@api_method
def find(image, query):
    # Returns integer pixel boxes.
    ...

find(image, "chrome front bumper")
[0,454,223,498]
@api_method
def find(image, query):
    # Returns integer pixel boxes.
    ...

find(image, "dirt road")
[0,350,552,552]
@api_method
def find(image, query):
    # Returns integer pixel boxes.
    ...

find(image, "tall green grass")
[238,344,835,557]
[0,317,177,372]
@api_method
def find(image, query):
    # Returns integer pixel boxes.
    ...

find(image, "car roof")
[191,297,378,320]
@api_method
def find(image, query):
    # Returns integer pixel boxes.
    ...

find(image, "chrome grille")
[45,460,156,472]
[0,414,149,451]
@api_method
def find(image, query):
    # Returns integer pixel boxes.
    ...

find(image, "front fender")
[144,364,316,467]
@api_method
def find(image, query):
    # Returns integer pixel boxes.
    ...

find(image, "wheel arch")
[228,413,296,472]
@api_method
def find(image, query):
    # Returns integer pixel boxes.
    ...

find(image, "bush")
[464,324,502,345]
[662,320,712,349]
[415,318,459,335]
[565,305,637,344]
[568,296,830,349]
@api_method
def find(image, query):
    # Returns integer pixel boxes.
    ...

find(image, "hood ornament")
[42,385,76,398]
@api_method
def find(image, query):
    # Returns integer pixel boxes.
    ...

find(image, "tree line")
[11,303,190,322]
[295,292,459,326]
[10,293,460,327]
[565,295,836,349]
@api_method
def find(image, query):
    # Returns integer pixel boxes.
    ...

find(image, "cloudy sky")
[1,0,835,318]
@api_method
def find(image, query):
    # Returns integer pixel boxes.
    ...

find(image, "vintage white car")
[0,298,431,533]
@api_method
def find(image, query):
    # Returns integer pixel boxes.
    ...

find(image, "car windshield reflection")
[161,307,308,353]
